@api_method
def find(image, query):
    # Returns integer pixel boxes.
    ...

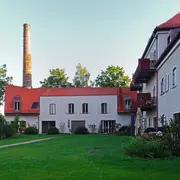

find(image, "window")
[49,103,56,115]
[148,117,151,127]
[167,35,171,45]
[82,103,88,114]
[172,67,177,88]
[31,102,39,109]
[165,75,167,92]
[160,78,164,95]
[68,103,74,114]
[167,74,169,91]
[125,99,131,110]
[101,103,107,114]
[14,102,20,111]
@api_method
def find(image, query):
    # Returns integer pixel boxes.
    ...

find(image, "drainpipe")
[156,70,158,130]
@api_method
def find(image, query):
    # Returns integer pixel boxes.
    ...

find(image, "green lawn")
[0,134,54,146]
[0,135,180,180]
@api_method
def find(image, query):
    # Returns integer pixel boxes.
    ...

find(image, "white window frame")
[14,102,20,111]
[160,78,164,95]
[82,103,88,114]
[68,103,74,114]
[167,74,169,92]
[172,67,177,88]
[125,99,131,110]
[49,103,56,115]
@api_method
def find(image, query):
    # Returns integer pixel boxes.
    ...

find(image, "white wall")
[158,41,180,121]
[5,115,39,128]
[39,95,131,133]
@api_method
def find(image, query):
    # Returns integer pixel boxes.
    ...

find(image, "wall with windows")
[39,95,131,133]
[158,41,180,121]
[5,115,39,128]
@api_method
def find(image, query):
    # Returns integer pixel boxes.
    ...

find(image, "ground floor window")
[100,120,116,133]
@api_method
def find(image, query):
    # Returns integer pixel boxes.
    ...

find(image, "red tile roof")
[158,12,180,29]
[4,85,137,114]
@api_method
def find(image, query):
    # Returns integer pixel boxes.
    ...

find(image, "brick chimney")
[22,23,32,88]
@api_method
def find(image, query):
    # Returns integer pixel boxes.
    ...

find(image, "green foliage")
[74,127,89,134]
[125,138,172,159]
[40,68,73,88]
[3,124,16,138]
[73,63,90,87]
[94,65,131,87]
[48,127,59,134]
[0,64,13,105]
[116,125,131,136]
[0,115,15,139]
[12,115,20,133]
[162,118,180,156]
[24,127,38,134]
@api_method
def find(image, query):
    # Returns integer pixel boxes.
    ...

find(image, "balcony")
[130,82,143,91]
[132,58,156,83]
[131,93,156,113]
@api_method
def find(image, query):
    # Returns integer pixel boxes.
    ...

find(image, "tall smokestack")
[23,23,32,88]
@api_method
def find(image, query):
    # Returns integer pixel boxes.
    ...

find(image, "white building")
[5,85,136,134]
[130,12,180,128]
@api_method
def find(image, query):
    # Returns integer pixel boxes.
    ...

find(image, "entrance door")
[71,120,85,133]
[42,121,55,134]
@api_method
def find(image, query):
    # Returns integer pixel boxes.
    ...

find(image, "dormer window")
[125,99,131,110]
[167,35,171,45]
[13,96,21,112]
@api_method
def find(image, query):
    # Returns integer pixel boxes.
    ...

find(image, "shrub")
[74,127,89,134]
[24,127,38,134]
[48,127,59,134]
[144,127,156,133]
[125,138,172,159]
[3,124,16,138]
[116,125,130,136]
[88,124,96,133]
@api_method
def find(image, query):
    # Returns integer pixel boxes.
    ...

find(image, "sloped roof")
[142,12,180,58]
[4,85,137,114]
[158,13,180,29]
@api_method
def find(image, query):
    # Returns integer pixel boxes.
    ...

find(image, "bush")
[48,127,59,134]
[24,127,38,134]
[144,127,156,133]
[3,124,16,138]
[125,138,172,159]
[74,127,89,134]
[116,125,130,136]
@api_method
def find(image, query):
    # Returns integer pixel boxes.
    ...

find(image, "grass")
[0,134,54,146]
[0,135,180,179]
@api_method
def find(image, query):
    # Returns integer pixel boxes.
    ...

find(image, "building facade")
[5,85,136,134]
[130,12,180,128]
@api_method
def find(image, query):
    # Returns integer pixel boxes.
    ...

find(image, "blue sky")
[1,0,180,89]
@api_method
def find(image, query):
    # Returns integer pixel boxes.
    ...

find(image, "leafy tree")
[40,68,73,88]
[0,64,13,106]
[94,65,131,87]
[13,115,20,133]
[73,63,90,87]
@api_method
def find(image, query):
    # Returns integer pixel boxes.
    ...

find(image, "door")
[71,120,85,133]
[42,121,56,134]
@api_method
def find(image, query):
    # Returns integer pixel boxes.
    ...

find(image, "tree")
[94,65,131,87]
[40,68,73,88]
[73,63,90,87]
[0,64,13,106]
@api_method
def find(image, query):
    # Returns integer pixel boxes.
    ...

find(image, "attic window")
[167,35,171,45]
[13,96,21,112]
[31,102,39,109]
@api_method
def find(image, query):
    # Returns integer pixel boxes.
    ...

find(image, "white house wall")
[158,42,180,121]
[39,95,131,133]
[5,115,39,128]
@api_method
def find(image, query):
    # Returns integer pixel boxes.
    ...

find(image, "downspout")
[156,70,158,130]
